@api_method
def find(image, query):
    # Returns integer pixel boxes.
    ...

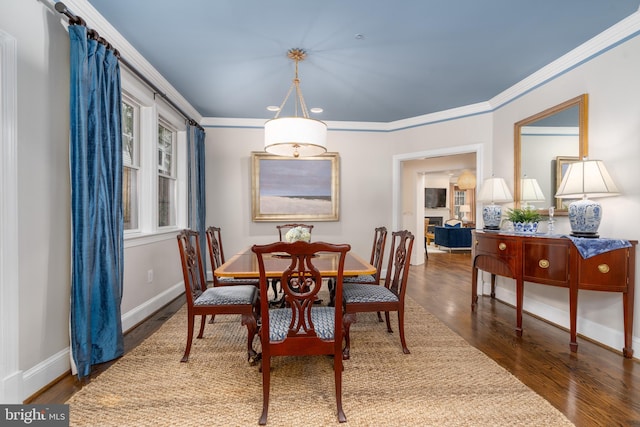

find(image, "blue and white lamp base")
[483,204,502,230]
[568,198,601,238]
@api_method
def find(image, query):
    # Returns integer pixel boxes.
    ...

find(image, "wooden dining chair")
[328,226,387,307]
[176,229,259,363]
[342,229,414,360]
[206,225,259,287]
[276,223,314,241]
[252,240,350,425]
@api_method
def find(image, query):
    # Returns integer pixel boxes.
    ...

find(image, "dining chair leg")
[242,313,259,363]
[197,314,207,338]
[270,279,280,300]
[327,278,336,306]
[259,355,271,425]
[398,308,410,354]
[181,314,195,363]
[342,313,356,360]
[334,352,347,423]
[384,311,393,333]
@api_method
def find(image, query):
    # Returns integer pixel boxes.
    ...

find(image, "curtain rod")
[54,1,204,132]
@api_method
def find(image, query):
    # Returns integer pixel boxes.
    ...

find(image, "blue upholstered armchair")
[434,220,472,250]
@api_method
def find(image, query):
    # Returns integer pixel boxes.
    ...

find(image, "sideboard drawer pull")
[598,264,610,274]
[539,259,550,269]
[498,243,507,251]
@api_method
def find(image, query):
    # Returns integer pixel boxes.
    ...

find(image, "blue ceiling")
[85,0,639,123]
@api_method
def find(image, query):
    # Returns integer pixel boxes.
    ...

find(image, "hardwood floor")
[30,251,639,426]
[410,251,640,427]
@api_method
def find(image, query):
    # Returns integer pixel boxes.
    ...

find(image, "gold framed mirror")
[514,94,588,214]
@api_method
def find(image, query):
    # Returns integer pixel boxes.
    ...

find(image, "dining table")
[214,246,376,279]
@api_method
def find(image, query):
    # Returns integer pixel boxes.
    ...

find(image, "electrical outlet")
[147,269,154,283]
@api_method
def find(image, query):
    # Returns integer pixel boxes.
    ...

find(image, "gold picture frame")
[251,152,340,222]
[555,156,579,210]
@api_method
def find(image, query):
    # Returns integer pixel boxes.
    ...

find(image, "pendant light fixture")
[264,48,327,158]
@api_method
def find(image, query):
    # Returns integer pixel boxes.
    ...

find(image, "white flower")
[285,226,311,242]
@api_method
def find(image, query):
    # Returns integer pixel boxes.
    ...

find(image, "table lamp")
[520,177,545,209]
[478,177,513,230]
[554,159,619,238]
[459,204,471,221]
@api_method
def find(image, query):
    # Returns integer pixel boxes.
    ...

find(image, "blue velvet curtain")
[68,25,124,378]
[187,123,207,265]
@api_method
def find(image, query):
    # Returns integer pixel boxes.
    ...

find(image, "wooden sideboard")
[471,230,637,358]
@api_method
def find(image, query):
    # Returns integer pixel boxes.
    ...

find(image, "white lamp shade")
[264,117,327,157]
[477,177,513,203]
[520,178,545,202]
[459,204,471,213]
[555,160,619,199]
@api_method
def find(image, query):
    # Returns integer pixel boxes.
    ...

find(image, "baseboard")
[18,282,185,402]
[493,286,638,360]
[1,369,23,403]
[21,348,70,403]
[121,282,184,332]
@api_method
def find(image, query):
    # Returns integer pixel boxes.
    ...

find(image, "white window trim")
[122,94,141,234]
[120,69,187,246]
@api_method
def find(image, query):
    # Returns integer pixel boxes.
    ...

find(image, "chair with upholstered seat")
[252,240,350,425]
[342,229,414,360]
[206,226,259,287]
[176,229,259,363]
[345,226,387,285]
[328,226,387,307]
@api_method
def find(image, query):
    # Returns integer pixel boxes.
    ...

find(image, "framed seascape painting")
[251,152,340,221]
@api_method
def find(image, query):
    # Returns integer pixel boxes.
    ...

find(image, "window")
[121,70,187,243]
[453,189,466,219]
[122,99,139,230]
[157,121,176,227]
[450,184,475,223]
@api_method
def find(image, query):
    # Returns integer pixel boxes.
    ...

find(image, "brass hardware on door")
[598,264,610,273]
[539,259,550,269]
[499,243,507,251]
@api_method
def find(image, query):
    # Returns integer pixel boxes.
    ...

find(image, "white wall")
[2,0,72,401]
[203,125,392,264]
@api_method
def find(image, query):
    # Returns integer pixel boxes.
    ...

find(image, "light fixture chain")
[274,81,296,119]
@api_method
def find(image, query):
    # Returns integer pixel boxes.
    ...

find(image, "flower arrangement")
[284,226,311,243]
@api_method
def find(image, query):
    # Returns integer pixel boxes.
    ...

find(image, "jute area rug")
[66,297,574,426]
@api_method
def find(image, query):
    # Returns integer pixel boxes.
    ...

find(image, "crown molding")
[489,10,640,110]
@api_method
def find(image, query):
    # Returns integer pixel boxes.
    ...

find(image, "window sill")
[124,228,180,248]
